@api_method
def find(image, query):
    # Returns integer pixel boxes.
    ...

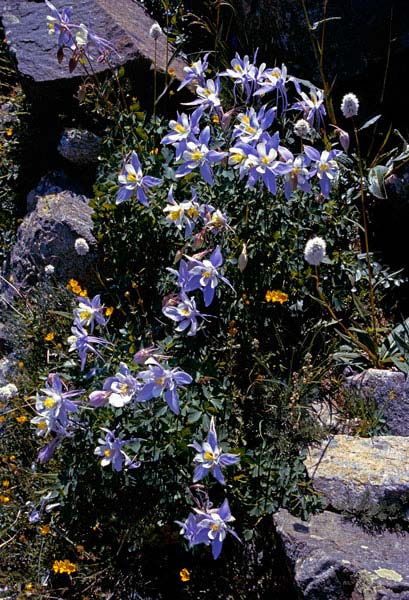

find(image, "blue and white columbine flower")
[178,53,209,91]
[304,145,341,197]
[178,498,240,559]
[117,151,162,206]
[190,417,239,484]
[163,187,200,238]
[175,126,227,186]
[67,319,112,371]
[74,294,106,332]
[162,293,209,336]
[45,1,74,49]
[31,373,81,438]
[292,88,326,129]
[161,109,203,160]
[184,246,234,307]
[233,105,276,145]
[94,428,140,472]
[136,359,192,414]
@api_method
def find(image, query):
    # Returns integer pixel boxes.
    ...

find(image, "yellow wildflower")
[18,361,24,369]
[2,480,10,487]
[0,494,10,503]
[169,90,175,96]
[0,416,5,423]
[180,568,190,582]
[105,306,114,317]
[16,415,28,424]
[6,128,13,136]
[9,455,15,461]
[25,583,33,592]
[44,332,55,342]
[168,67,176,76]
[52,559,77,575]
[40,524,51,535]
[79,289,88,297]
[76,544,84,553]
[265,290,289,304]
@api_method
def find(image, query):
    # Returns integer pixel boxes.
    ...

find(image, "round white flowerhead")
[74,237,90,256]
[44,264,55,276]
[304,236,326,266]
[293,119,311,138]
[149,23,162,40]
[341,93,359,118]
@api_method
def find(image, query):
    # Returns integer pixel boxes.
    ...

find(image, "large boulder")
[7,190,97,289]
[344,369,409,436]
[304,435,409,519]
[274,508,409,600]
[0,0,189,113]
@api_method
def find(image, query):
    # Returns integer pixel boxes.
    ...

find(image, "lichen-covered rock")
[274,509,409,599]
[345,369,409,435]
[58,129,102,165]
[8,191,97,289]
[305,435,409,518]
[26,170,85,212]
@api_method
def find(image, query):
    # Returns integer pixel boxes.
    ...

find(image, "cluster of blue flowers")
[177,418,240,559]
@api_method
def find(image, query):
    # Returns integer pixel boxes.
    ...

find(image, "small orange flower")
[44,332,55,342]
[265,290,288,304]
[0,494,10,503]
[105,306,114,317]
[16,415,28,424]
[2,480,10,487]
[52,559,77,575]
[6,128,13,136]
[212,115,220,124]
[40,524,51,535]
[169,90,175,96]
[168,67,176,76]
[76,544,84,553]
[180,568,190,582]
[0,416,5,423]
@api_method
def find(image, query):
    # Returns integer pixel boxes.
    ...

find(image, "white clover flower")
[0,383,18,402]
[149,23,162,40]
[74,238,89,256]
[304,236,326,266]
[341,93,359,118]
[44,264,55,276]
[293,119,311,138]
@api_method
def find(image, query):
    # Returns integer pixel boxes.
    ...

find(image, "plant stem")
[353,123,379,353]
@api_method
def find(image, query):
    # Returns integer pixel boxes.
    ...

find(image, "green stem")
[353,123,379,352]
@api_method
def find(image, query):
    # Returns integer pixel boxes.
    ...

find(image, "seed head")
[304,236,326,266]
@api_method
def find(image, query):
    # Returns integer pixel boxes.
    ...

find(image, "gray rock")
[274,508,409,600]
[26,170,85,212]
[58,128,102,165]
[0,0,188,112]
[8,190,97,289]
[345,369,409,436]
[305,435,409,519]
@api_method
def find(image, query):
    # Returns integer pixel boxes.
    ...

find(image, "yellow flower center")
[127,172,138,182]
[43,398,56,409]
[204,451,214,460]
[155,377,166,386]
[202,271,212,279]
[191,150,203,161]
[181,308,190,316]
[37,421,47,430]
[186,207,199,219]
[175,123,186,133]
[169,208,182,221]
[320,163,329,171]
[104,449,112,457]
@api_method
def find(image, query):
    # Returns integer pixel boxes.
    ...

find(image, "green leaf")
[359,114,381,131]
[368,165,388,199]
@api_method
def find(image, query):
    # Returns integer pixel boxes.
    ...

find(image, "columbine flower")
[304,236,326,266]
[220,51,258,101]
[162,293,209,336]
[74,237,90,256]
[103,362,141,408]
[31,373,81,438]
[292,88,326,129]
[184,78,222,114]
[247,137,281,194]
[304,145,341,197]
[178,498,240,559]
[233,105,276,145]
[45,1,74,49]
[276,147,312,199]
[117,151,162,206]
[161,109,203,160]
[94,428,140,471]
[190,417,239,484]
[184,246,234,307]
[253,63,292,111]
[136,359,192,414]
[293,119,311,138]
[178,53,209,91]
[341,93,359,118]
[175,127,227,186]
[74,294,106,332]
[163,186,200,238]
[149,23,162,40]
[67,320,112,371]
